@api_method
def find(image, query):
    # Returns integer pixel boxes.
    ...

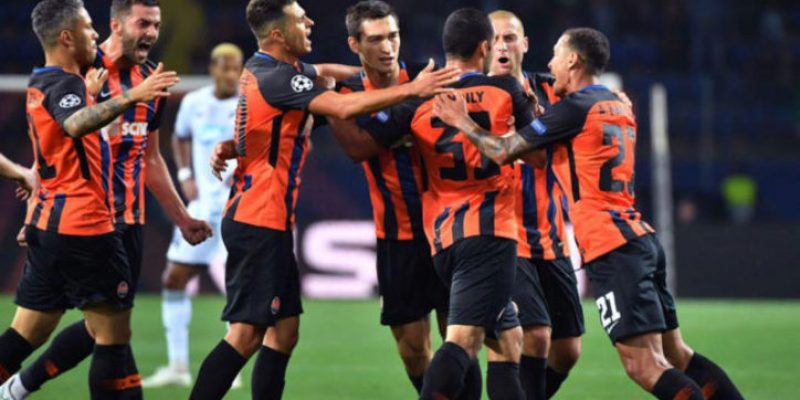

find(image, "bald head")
[488,10,525,36]
[488,10,528,79]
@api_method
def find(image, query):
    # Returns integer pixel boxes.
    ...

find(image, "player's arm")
[62,63,178,138]
[308,60,459,120]
[433,92,583,165]
[0,153,37,200]
[326,116,382,162]
[171,95,196,200]
[313,64,361,82]
[145,128,212,245]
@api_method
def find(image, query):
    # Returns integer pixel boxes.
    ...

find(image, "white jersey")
[174,85,238,210]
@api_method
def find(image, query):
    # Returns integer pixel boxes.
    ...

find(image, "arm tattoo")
[462,126,533,165]
[63,92,133,138]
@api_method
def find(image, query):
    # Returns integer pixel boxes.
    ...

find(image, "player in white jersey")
[142,43,243,388]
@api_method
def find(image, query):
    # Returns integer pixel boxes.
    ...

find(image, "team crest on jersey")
[271,296,281,315]
[290,74,314,93]
[59,94,82,109]
[117,281,129,299]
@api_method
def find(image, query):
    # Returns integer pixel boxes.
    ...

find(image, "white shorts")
[166,200,226,266]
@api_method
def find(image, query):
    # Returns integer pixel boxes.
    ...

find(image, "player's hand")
[180,178,198,202]
[613,89,633,108]
[210,142,235,181]
[179,218,212,246]
[16,226,27,248]
[127,62,179,103]
[526,88,545,117]
[432,92,470,130]
[85,68,109,98]
[408,59,461,98]
[15,167,38,201]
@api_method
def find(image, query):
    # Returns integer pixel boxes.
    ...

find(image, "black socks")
[190,340,247,400]
[0,329,34,384]
[487,361,525,400]
[88,344,142,400]
[544,366,568,399]
[420,342,471,400]
[252,346,291,400]
[20,320,95,391]
[684,353,744,400]
[651,368,704,400]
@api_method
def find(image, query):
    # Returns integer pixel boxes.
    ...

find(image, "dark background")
[1,0,798,297]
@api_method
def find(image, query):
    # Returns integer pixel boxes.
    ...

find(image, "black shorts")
[15,226,133,311]
[585,233,679,343]
[537,258,585,339]
[220,219,302,326]
[514,258,585,339]
[377,237,448,326]
[433,236,519,339]
[116,224,143,300]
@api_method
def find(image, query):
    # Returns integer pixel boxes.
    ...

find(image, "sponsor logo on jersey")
[121,121,149,136]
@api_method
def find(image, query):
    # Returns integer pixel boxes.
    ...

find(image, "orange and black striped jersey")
[520,85,655,262]
[515,71,569,260]
[24,66,113,236]
[338,62,428,240]
[363,73,534,254]
[224,52,327,230]
[90,47,165,225]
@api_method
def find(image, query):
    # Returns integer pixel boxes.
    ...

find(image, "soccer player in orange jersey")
[327,1,455,396]
[434,27,744,400]
[2,1,213,398]
[486,10,584,399]
[348,8,546,399]
[0,1,179,399]
[191,1,459,398]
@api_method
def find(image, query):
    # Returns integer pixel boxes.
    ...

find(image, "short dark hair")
[31,0,85,49]
[345,0,397,39]
[563,27,610,75]
[442,8,494,60]
[110,0,160,19]
[247,0,295,39]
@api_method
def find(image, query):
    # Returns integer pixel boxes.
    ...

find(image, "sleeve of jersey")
[173,94,192,139]
[148,97,167,132]
[44,74,88,131]
[358,101,417,148]
[518,97,585,148]
[260,64,327,111]
[510,81,535,130]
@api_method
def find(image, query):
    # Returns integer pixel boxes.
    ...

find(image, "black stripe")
[433,208,450,253]
[119,70,136,122]
[393,147,424,236]
[479,191,498,236]
[451,203,469,242]
[236,96,248,156]
[228,175,239,200]
[609,210,637,240]
[225,196,242,220]
[72,138,91,179]
[368,157,399,239]
[30,194,45,227]
[268,115,283,166]
[46,194,67,232]
[566,142,580,202]
[243,175,253,192]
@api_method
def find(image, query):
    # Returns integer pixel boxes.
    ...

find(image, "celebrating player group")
[0,0,744,399]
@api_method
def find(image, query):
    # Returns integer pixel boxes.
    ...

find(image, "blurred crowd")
[0,0,798,222]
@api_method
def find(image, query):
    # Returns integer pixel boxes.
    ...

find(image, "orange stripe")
[702,382,717,398]
[102,373,142,391]
[45,360,59,377]
[673,386,694,400]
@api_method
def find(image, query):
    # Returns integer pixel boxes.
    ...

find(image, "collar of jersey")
[579,84,608,92]
[459,71,483,80]
[360,60,407,80]
[254,51,277,62]
[32,66,63,74]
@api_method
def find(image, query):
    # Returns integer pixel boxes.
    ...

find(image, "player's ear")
[479,40,490,59]
[59,29,75,49]
[522,36,529,54]
[347,36,360,55]
[110,17,123,36]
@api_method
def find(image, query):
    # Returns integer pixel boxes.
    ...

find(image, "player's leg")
[83,305,141,400]
[513,258,553,400]
[141,260,201,388]
[251,231,304,400]
[651,240,743,400]
[485,304,526,400]
[377,238,441,393]
[538,258,585,398]
[0,307,62,382]
[586,234,703,399]
[12,224,142,397]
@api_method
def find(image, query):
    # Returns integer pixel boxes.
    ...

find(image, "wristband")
[177,167,193,182]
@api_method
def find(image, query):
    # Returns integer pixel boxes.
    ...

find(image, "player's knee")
[397,334,430,360]
[162,263,190,290]
[550,337,582,371]
[620,351,669,387]
[227,324,266,357]
[664,342,693,371]
[522,325,551,358]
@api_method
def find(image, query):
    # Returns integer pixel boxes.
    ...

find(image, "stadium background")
[0,0,798,399]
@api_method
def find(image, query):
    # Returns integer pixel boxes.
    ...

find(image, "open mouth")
[137,42,153,52]
[498,56,510,65]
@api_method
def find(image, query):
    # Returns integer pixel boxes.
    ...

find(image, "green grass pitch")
[1,296,797,399]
